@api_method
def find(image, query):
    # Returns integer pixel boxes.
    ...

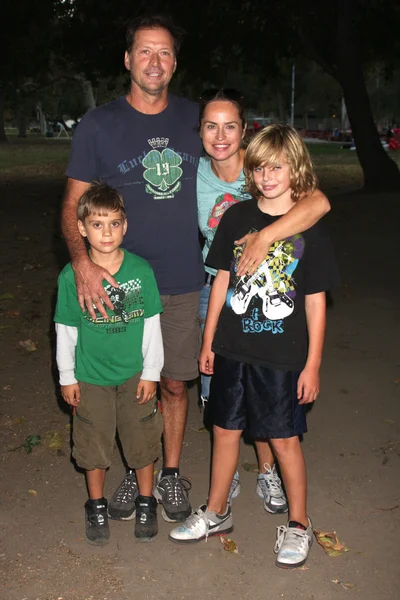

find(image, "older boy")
[54,182,163,545]
[169,125,339,569]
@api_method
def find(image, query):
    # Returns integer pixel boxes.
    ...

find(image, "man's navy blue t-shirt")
[66,95,204,295]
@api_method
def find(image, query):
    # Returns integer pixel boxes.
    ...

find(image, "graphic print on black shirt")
[230,234,305,327]
[206,200,339,371]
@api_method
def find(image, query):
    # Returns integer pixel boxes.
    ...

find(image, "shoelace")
[161,475,192,506]
[184,506,211,541]
[274,525,308,553]
[262,463,284,497]
[114,471,137,503]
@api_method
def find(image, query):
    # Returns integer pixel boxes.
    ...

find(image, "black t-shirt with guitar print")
[206,199,339,371]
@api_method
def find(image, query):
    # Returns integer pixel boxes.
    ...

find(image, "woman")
[196,89,330,512]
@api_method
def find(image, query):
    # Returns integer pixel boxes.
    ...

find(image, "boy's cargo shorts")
[72,372,163,471]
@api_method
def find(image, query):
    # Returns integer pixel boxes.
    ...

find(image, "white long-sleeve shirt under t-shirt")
[56,314,163,386]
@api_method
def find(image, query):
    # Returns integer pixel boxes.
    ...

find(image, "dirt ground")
[0,167,399,600]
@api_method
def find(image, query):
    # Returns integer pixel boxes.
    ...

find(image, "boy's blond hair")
[244,124,317,202]
[77,182,126,222]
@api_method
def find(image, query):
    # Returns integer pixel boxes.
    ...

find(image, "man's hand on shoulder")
[73,256,118,319]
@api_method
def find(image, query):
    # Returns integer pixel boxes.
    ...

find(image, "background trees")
[2,0,399,190]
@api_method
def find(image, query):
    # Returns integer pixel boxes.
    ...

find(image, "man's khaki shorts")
[160,291,201,381]
[72,373,163,471]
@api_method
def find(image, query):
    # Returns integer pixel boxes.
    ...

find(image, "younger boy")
[169,125,339,568]
[54,182,164,545]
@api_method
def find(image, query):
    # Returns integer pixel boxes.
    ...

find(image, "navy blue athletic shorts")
[208,354,307,439]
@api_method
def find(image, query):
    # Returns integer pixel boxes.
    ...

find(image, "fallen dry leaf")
[314,530,350,557]
[18,339,38,352]
[6,310,20,317]
[189,426,206,433]
[220,536,238,554]
[331,579,354,590]
[0,293,14,301]
[28,489,38,496]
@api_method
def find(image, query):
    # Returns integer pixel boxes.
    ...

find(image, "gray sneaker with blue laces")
[256,463,288,514]
[227,470,241,504]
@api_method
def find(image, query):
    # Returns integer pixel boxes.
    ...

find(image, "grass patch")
[0,138,71,177]
[306,142,353,155]
[1,137,399,196]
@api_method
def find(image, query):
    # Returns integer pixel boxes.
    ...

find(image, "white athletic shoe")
[227,471,241,504]
[256,463,288,514]
[168,504,233,544]
[274,518,313,568]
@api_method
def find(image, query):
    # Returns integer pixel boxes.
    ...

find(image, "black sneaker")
[134,495,158,543]
[153,472,192,523]
[108,470,138,521]
[85,498,110,546]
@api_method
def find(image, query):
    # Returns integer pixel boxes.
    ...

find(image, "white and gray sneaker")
[256,463,288,514]
[274,518,313,568]
[153,472,192,523]
[108,470,138,521]
[227,470,241,504]
[169,504,233,544]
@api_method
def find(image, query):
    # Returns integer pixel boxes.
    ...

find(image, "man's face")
[124,27,177,96]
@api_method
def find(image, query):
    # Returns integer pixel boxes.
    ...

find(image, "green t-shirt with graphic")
[54,250,163,386]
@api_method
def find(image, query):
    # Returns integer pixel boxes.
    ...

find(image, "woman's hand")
[235,230,272,276]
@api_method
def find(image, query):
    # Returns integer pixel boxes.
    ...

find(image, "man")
[61,14,330,525]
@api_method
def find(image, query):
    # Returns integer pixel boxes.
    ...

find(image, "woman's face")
[200,100,245,162]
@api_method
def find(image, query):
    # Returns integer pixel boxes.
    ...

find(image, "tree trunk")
[332,2,400,191]
[36,102,47,136]
[336,56,400,191]
[0,86,7,143]
[17,112,27,138]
